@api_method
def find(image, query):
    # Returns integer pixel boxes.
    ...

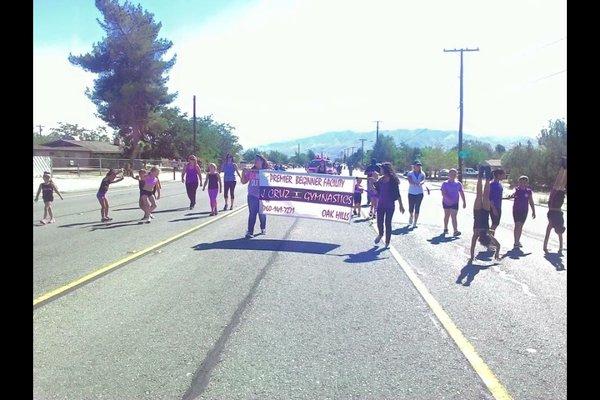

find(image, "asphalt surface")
[33,170,566,399]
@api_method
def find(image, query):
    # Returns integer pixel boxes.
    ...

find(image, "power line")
[532,69,566,83]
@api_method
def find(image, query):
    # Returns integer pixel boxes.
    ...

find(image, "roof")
[484,159,503,167]
[34,146,93,152]
[42,139,121,153]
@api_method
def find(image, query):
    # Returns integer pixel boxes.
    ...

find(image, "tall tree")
[69,0,176,159]
[371,134,397,163]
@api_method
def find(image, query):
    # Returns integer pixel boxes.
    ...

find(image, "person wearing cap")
[406,160,430,227]
[505,175,536,248]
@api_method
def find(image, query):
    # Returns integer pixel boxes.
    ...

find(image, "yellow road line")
[33,205,248,308]
[364,211,512,400]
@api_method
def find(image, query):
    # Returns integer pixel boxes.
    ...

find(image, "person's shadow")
[427,234,459,245]
[338,246,388,264]
[503,248,532,260]
[544,252,566,271]
[391,226,412,236]
[456,261,498,286]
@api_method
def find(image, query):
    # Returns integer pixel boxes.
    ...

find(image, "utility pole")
[359,138,367,165]
[193,95,197,155]
[36,125,44,136]
[373,120,382,143]
[443,47,479,183]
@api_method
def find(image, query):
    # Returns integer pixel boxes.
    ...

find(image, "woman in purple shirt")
[505,175,536,248]
[181,155,203,210]
[440,169,466,236]
[373,162,405,249]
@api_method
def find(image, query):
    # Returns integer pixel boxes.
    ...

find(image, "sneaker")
[453,231,461,236]
[189,205,194,210]
[107,217,113,221]
[514,242,522,248]
[101,218,109,222]
[412,223,417,228]
[39,219,47,225]
[443,229,449,235]
[230,205,234,210]
[384,241,390,249]
[150,214,154,219]
[223,205,228,211]
[375,235,382,244]
[409,215,413,225]
[245,232,253,239]
[145,218,151,223]
[261,229,266,235]
[49,218,56,224]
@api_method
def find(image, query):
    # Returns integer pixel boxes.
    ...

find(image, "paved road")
[33,170,566,399]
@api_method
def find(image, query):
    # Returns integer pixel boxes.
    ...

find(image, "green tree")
[69,0,176,159]
[456,140,494,168]
[265,150,289,164]
[421,146,456,177]
[371,135,397,163]
[495,144,506,155]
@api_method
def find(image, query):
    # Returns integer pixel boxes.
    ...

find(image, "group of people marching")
[35,153,271,237]
[36,152,566,263]
[357,157,567,260]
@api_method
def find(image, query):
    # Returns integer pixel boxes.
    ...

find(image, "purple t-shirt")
[377,180,396,210]
[245,169,260,197]
[489,181,503,210]
[441,180,463,206]
[513,186,532,211]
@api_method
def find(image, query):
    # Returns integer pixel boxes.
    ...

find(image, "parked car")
[438,169,450,179]
[463,168,478,177]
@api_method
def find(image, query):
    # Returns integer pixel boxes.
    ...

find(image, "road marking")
[363,211,513,400]
[33,205,248,308]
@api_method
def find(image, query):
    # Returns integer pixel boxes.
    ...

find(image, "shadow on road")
[89,219,145,230]
[456,262,498,286]
[353,217,372,223]
[503,248,533,260]
[427,233,459,245]
[544,252,566,271]
[113,207,139,211]
[193,239,340,254]
[391,225,413,236]
[58,221,101,228]
[333,246,389,264]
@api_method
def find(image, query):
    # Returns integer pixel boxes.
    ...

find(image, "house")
[33,140,122,167]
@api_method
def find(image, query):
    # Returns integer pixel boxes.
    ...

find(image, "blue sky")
[34,0,566,148]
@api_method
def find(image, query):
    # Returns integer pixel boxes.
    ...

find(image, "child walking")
[353,178,364,217]
[367,170,380,219]
[35,172,64,224]
[441,168,466,236]
[97,169,124,222]
[203,163,222,216]
[505,175,536,248]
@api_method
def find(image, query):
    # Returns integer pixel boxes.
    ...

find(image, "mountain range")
[256,129,533,157]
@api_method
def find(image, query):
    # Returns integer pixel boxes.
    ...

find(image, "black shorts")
[547,210,565,233]
[490,209,501,226]
[353,193,362,204]
[473,209,490,230]
[42,194,54,203]
[513,209,528,224]
[443,203,458,210]
[141,190,154,197]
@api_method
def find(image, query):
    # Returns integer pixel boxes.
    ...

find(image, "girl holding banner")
[374,163,405,248]
[241,154,269,238]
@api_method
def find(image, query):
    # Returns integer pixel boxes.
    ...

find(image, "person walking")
[374,162,405,249]
[406,161,429,227]
[241,154,270,238]
[441,168,466,236]
[181,155,203,210]
[221,153,242,210]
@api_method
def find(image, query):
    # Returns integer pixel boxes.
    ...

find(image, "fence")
[40,157,171,176]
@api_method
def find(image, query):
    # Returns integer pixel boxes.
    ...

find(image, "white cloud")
[34,0,566,147]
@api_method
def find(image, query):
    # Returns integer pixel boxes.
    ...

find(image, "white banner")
[258,170,355,223]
